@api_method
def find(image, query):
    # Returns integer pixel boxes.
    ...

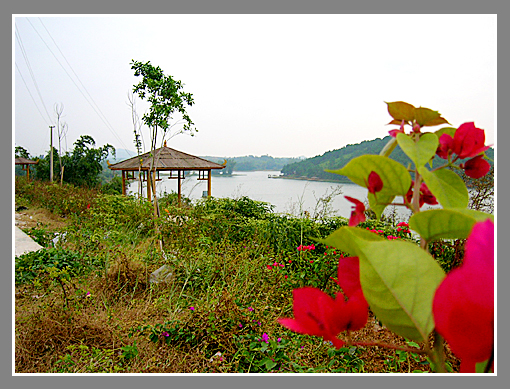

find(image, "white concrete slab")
[15,226,43,257]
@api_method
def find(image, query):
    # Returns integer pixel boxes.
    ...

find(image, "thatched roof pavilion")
[108,141,225,204]
[15,157,38,180]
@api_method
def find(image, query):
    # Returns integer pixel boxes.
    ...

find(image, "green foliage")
[396,132,438,168]
[418,166,469,208]
[52,344,125,373]
[85,194,153,233]
[32,136,114,188]
[22,226,57,248]
[131,60,195,134]
[63,135,115,188]
[194,196,274,219]
[327,155,411,219]
[203,155,302,172]
[15,248,88,285]
[15,176,97,216]
[101,176,123,195]
[409,208,493,242]
[280,136,494,182]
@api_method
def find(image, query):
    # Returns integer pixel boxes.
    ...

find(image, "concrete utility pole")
[49,125,55,182]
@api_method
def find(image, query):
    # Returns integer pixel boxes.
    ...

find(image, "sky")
[13,14,496,160]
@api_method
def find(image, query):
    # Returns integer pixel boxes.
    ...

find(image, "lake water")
[127,170,420,221]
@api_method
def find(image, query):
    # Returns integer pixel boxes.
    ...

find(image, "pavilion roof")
[15,157,38,165]
[108,145,225,171]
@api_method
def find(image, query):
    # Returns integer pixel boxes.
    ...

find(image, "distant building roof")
[108,144,225,171]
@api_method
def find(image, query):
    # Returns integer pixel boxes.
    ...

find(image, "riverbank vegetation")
[15,176,470,373]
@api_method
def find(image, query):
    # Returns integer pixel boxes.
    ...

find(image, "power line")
[15,26,53,124]
[15,62,51,126]
[23,18,135,156]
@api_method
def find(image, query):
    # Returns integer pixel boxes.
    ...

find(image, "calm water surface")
[127,170,418,221]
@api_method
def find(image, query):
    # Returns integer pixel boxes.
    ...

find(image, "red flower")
[433,219,494,373]
[278,257,368,348]
[345,196,366,226]
[451,122,490,159]
[367,171,383,194]
[436,133,454,159]
[405,181,438,207]
[419,182,438,205]
[462,155,491,179]
[389,119,405,138]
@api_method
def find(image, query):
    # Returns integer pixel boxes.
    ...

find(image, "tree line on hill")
[280,135,494,182]
[200,155,303,175]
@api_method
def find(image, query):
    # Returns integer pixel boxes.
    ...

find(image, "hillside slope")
[281,136,494,183]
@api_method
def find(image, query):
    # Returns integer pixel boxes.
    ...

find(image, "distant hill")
[200,155,302,172]
[107,148,137,162]
[281,136,494,182]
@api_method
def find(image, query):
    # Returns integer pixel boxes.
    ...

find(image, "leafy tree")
[63,135,115,188]
[131,60,195,136]
[33,147,60,182]
[130,60,195,214]
[15,146,31,159]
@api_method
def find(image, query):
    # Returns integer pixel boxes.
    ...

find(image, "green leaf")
[322,226,385,257]
[323,227,445,342]
[361,242,445,341]
[396,133,438,168]
[327,155,411,219]
[434,127,456,139]
[414,107,449,127]
[386,101,415,123]
[475,359,493,373]
[409,208,494,242]
[368,192,395,221]
[418,167,469,209]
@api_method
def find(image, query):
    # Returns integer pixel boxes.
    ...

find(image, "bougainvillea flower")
[436,133,454,159]
[451,122,490,159]
[389,119,405,137]
[278,256,368,349]
[367,171,383,194]
[462,155,491,179]
[433,219,494,373]
[405,181,437,207]
[345,196,366,226]
[419,182,438,205]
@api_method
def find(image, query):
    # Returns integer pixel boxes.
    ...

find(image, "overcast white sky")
[14,14,496,160]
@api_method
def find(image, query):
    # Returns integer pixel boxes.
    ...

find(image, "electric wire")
[22,18,134,156]
[15,62,50,126]
[15,27,53,124]
[36,18,134,156]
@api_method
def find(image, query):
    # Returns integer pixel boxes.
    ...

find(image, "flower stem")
[347,339,428,355]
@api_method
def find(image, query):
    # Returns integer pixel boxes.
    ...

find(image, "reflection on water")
[127,170,425,221]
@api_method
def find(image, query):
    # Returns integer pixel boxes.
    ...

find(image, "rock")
[149,265,174,284]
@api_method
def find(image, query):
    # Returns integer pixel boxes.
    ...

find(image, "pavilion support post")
[121,170,126,196]
[207,169,212,198]
[177,171,182,206]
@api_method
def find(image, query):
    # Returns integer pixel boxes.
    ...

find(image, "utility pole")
[49,125,54,182]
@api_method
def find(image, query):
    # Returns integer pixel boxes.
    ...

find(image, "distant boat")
[268,174,283,178]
